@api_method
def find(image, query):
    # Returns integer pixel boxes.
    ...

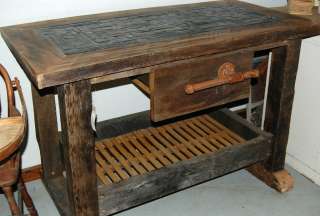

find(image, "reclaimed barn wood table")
[2,1,320,215]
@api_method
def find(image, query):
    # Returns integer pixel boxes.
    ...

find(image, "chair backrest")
[0,64,27,160]
[0,64,16,117]
[0,64,26,119]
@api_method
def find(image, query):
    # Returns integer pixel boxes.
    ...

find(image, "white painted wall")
[0,0,289,169]
[286,36,320,185]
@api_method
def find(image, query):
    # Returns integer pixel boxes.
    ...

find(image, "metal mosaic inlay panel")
[38,4,281,55]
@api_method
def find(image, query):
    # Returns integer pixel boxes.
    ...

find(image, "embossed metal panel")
[38,4,280,55]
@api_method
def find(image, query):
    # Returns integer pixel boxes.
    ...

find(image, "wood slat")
[133,131,171,166]
[95,114,247,185]
[173,122,211,154]
[96,145,129,180]
[138,130,179,163]
[164,125,202,156]
[147,128,188,161]
[96,152,121,183]
[118,136,159,171]
[203,115,246,143]
[112,139,149,174]
[96,165,111,185]
[106,140,139,177]
[163,126,199,156]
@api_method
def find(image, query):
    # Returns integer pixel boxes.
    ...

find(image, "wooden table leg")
[248,39,302,192]
[57,80,98,216]
[32,85,63,180]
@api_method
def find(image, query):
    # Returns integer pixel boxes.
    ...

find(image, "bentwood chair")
[0,64,38,216]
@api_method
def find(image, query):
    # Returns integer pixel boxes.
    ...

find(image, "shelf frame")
[43,109,272,216]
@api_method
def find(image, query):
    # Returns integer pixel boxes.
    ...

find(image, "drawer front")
[150,51,253,122]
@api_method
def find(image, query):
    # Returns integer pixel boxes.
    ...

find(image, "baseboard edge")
[286,153,320,186]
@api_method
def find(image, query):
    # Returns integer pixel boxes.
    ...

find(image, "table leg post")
[57,80,98,216]
[31,85,63,180]
[248,39,302,192]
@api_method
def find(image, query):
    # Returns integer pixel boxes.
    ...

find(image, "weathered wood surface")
[288,0,313,15]
[1,0,318,89]
[21,165,43,183]
[274,7,320,26]
[95,111,250,185]
[100,138,271,215]
[97,109,272,215]
[264,40,301,171]
[247,163,294,193]
[31,86,63,180]
[44,177,70,216]
[44,109,272,216]
[57,80,98,216]
[150,51,252,121]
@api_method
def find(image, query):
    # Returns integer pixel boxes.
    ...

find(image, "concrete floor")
[1,166,320,216]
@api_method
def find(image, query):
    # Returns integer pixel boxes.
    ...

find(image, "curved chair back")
[0,64,27,160]
[0,64,38,216]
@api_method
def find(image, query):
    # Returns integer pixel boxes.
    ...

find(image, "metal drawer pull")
[185,61,268,95]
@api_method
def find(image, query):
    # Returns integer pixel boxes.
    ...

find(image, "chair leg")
[17,183,24,214]
[19,178,38,216]
[2,186,21,216]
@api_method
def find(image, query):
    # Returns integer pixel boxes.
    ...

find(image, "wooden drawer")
[132,51,258,122]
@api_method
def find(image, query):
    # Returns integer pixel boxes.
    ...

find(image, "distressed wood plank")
[99,135,272,215]
[264,40,302,171]
[57,80,98,216]
[31,86,63,180]
[150,51,253,121]
[2,1,318,89]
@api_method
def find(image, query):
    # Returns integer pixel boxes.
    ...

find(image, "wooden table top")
[1,0,319,89]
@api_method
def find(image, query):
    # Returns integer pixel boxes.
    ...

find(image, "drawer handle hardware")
[185,61,268,95]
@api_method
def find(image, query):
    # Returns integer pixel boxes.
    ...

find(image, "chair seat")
[0,117,24,159]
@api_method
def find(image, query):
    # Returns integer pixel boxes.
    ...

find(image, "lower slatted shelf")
[45,109,272,216]
[95,114,247,186]
[73,109,273,215]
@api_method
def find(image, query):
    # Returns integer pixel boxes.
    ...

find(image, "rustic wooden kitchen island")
[2,1,320,215]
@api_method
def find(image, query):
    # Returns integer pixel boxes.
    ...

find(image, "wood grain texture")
[0,117,23,153]
[21,165,43,183]
[288,0,313,15]
[31,86,63,180]
[42,109,272,216]
[44,177,70,216]
[1,0,318,89]
[264,40,302,171]
[58,80,98,216]
[100,138,271,215]
[18,178,39,216]
[274,7,320,25]
[95,113,248,185]
[0,64,16,116]
[247,163,294,193]
[150,51,252,121]
[98,109,272,215]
